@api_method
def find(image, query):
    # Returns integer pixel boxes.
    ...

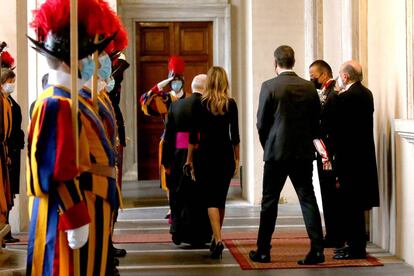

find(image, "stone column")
[341,0,359,61]
[304,0,323,77]
[0,0,30,232]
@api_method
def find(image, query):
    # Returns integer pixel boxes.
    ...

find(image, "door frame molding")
[119,0,231,180]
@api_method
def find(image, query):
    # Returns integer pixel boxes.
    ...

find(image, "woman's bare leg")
[208,207,222,242]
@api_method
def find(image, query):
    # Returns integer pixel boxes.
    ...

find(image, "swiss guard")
[0,47,14,245]
[79,1,129,272]
[26,0,118,275]
[140,56,185,216]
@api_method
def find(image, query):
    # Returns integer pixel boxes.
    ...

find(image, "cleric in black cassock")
[333,60,379,260]
[162,74,212,245]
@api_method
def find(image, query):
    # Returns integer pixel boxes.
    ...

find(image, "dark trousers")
[316,156,344,243]
[167,149,188,235]
[344,204,367,254]
[257,160,324,253]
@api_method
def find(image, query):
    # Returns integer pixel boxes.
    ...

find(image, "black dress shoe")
[112,267,120,276]
[113,258,119,267]
[297,251,325,265]
[172,233,182,245]
[113,247,127,258]
[333,251,366,260]
[334,246,350,254]
[3,237,20,243]
[249,250,271,263]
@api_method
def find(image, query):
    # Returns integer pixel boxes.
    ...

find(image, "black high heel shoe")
[211,241,224,259]
[210,239,216,252]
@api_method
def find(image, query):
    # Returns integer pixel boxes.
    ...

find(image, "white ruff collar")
[47,69,86,91]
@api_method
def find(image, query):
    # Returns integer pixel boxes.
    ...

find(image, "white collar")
[47,69,86,91]
[173,89,184,98]
[345,81,356,91]
[278,69,294,75]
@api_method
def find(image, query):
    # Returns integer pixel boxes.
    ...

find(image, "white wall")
[0,0,30,232]
[395,135,414,265]
[366,0,407,249]
[364,0,414,266]
[249,0,306,204]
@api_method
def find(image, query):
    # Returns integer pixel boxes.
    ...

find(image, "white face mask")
[337,76,346,90]
[2,83,15,94]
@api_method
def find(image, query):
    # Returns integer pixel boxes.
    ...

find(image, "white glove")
[150,77,174,94]
[313,139,332,171]
[66,224,89,249]
[157,77,174,91]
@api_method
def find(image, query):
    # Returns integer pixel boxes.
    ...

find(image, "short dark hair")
[309,60,333,77]
[342,64,360,82]
[1,68,15,84]
[274,45,295,69]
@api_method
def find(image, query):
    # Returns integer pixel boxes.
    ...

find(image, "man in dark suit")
[309,60,344,248]
[250,45,325,265]
[162,74,212,246]
[333,61,379,259]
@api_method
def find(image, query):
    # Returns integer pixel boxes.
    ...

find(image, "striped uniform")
[140,90,177,191]
[77,88,118,276]
[80,88,122,207]
[0,94,12,223]
[81,88,123,263]
[26,85,90,276]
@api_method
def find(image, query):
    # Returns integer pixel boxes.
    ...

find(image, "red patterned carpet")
[111,229,307,244]
[12,230,306,245]
[225,238,383,270]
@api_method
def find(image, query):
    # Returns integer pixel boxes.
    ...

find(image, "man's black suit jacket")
[257,71,321,161]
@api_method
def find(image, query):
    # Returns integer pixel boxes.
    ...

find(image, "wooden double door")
[136,22,213,180]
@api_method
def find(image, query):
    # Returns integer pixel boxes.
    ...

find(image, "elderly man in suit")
[250,45,325,265]
[333,60,379,260]
[162,74,212,246]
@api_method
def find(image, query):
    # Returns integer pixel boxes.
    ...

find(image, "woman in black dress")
[186,66,240,259]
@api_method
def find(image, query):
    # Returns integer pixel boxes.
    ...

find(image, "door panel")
[137,21,213,180]
[141,27,170,55]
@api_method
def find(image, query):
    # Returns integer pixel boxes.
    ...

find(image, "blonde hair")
[202,66,230,115]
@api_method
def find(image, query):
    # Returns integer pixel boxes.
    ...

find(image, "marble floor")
[2,180,414,275]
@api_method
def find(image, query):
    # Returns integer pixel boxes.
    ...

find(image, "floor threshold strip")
[118,264,239,270]
[114,224,306,231]
[117,216,302,222]
[118,249,229,253]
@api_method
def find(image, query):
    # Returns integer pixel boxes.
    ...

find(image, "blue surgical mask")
[98,54,112,80]
[106,77,115,92]
[80,57,96,81]
[171,80,183,92]
[2,83,14,94]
